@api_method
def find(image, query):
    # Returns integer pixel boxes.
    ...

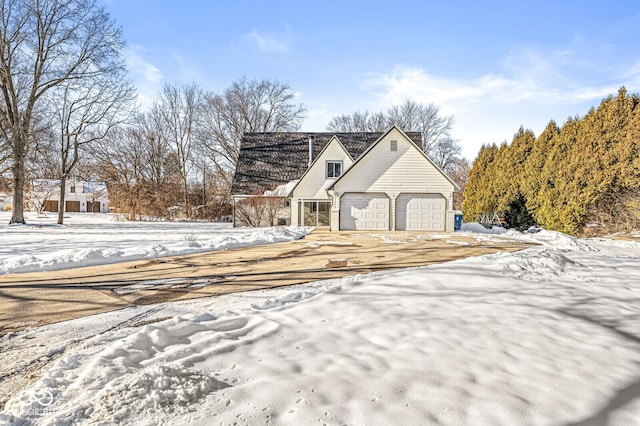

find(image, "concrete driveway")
[0,230,530,334]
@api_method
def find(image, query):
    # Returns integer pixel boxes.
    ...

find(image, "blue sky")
[103,1,640,159]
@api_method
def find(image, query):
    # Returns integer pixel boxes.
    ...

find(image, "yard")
[0,212,639,425]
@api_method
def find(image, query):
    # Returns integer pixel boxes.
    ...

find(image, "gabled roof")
[231,131,422,195]
[286,135,353,198]
[327,126,461,192]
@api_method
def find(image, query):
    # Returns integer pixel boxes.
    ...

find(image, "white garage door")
[396,194,445,231]
[340,193,389,230]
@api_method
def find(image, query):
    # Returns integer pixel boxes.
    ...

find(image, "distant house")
[31,179,109,213]
[231,126,460,231]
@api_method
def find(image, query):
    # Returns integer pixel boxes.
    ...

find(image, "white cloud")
[124,45,163,83]
[245,28,292,53]
[362,61,639,159]
[168,48,203,84]
[123,45,164,110]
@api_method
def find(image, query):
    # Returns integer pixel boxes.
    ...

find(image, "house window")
[326,161,342,178]
[301,201,331,226]
[70,183,75,193]
[390,140,398,152]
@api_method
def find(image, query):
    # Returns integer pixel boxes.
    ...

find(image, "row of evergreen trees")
[463,88,640,236]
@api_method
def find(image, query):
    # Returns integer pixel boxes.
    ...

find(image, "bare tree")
[136,111,174,207]
[430,136,462,173]
[327,100,461,170]
[327,111,387,133]
[447,157,472,210]
[386,101,454,154]
[197,77,306,179]
[93,127,147,221]
[0,0,127,224]
[48,71,134,224]
[155,83,201,218]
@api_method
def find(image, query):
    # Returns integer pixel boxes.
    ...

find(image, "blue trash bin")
[454,213,463,231]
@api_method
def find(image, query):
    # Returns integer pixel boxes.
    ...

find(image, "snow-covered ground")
[0,212,308,274]
[1,217,640,425]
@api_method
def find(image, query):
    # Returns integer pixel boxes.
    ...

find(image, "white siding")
[292,137,354,200]
[332,128,454,195]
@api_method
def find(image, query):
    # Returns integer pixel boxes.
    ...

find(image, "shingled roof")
[231,131,422,195]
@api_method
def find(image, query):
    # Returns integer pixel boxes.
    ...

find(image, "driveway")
[0,230,530,334]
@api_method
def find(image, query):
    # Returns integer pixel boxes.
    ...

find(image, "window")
[390,140,398,152]
[326,161,342,178]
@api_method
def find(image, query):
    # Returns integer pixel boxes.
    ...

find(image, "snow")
[0,212,309,274]
[1,219,640,425]
[263,180,299,197]
[460,221,508,234]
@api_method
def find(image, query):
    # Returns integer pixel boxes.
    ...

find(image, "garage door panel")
[396,194,445,231]
[340,193,389,230]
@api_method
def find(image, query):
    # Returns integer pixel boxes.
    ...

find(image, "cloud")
[123,46,163,109]
[244,28,292,53]
[362,61,640,159]
[124,46,163,83]
[168,48,203,83]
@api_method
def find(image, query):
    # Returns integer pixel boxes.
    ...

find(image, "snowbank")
[460,221,508,234]
[0,212,309,274]
[2,231,640,425]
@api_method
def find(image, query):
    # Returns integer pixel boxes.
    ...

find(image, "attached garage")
[396,194,445,231]
[87,201,101,213]
[44,200,58,213]
[65,201,81,212]
[340,193,389,230]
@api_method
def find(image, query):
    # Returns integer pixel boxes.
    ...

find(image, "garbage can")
[454,212,463,231]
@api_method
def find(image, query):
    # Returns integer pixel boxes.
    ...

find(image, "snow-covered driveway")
[1,228,639,425]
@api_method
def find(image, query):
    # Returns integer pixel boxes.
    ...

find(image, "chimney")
[308,135,314,167]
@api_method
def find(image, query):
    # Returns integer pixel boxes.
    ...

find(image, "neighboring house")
[31,179,109,213]
[231,126,460,231]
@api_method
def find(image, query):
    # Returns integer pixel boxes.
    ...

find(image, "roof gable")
[231,131,422,195]
[328,126,461,191]
[288,136,353,198]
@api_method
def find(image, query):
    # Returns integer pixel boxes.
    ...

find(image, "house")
[31,179,109,213]
[231,126,460,231]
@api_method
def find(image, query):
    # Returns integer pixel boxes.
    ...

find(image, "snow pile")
[507,228,599,252]
[475,248,594,282]
[3,233,640,425]
[1,313,280,424]
[95,364,228,421]
[460,221,508,234]
[252,291,317,310]
[263,180,299,197]
[0,214,309,274]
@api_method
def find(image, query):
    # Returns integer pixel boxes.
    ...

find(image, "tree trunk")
[9,135,26,224]
[57,175,67,225]
[182,176,190,218]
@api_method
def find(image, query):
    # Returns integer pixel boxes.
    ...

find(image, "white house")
[31,179,109,213]
[231,126,460,231]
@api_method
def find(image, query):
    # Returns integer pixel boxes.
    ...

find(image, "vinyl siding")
[292,138,354,200]
[332,128,454,195]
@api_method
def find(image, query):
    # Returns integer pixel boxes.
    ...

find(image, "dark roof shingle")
[231,131,421,195]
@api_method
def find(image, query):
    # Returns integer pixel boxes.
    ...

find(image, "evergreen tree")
[464,87,640,236]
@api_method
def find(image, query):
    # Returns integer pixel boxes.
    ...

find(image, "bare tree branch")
[0,0,127,224]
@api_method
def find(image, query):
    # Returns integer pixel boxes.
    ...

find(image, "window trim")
[390,140,398,152]
[326,160,343,178]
